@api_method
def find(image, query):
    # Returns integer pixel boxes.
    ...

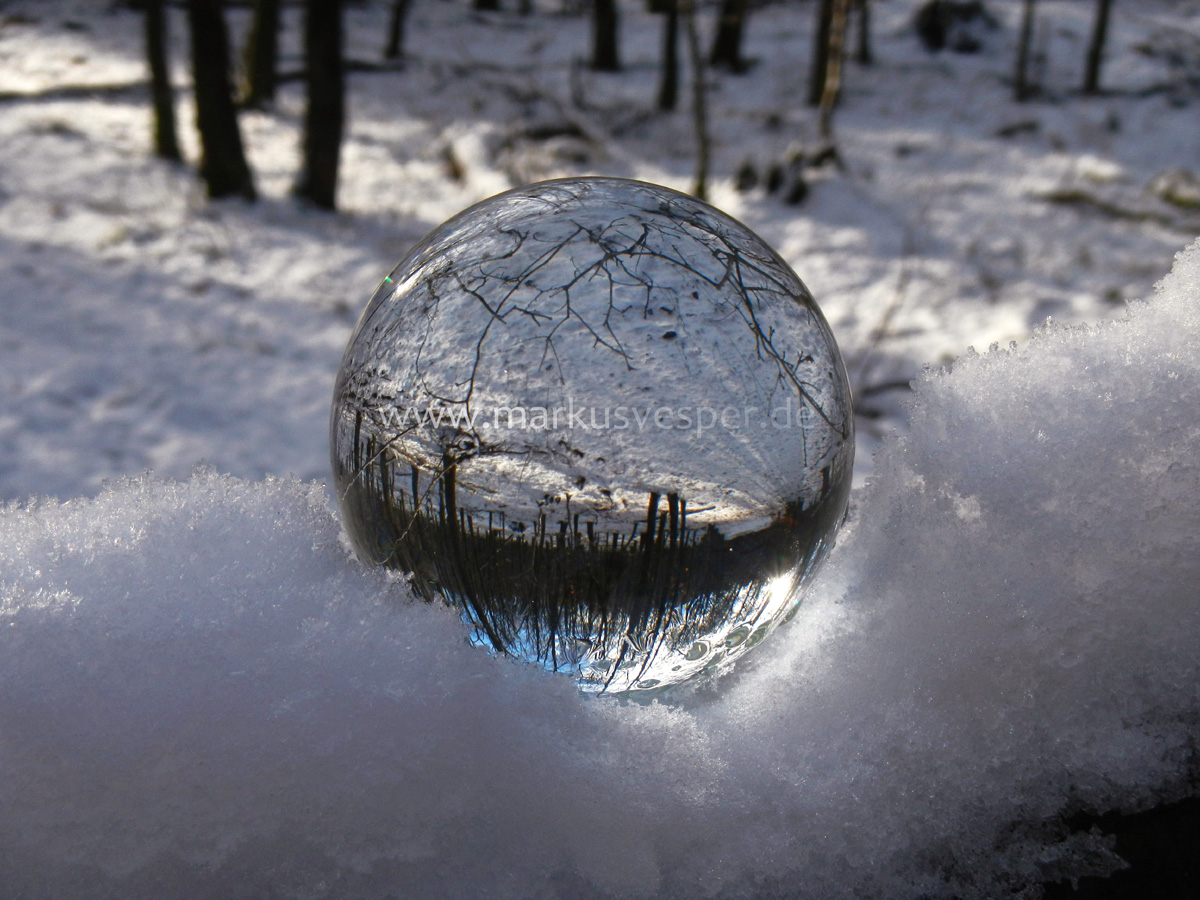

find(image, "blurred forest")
[135,0,1130,208]
[0,0,1196,496]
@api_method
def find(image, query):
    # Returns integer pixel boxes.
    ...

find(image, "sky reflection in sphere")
[331,177,854,693]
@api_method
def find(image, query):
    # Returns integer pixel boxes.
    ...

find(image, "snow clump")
[1,240,1199,898]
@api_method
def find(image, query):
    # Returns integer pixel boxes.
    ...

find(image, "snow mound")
[2,240,1199,898]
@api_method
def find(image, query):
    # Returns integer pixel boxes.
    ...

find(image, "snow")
[2,239,1198,898]
[2,0,1200,896]
[2,0,1197,497]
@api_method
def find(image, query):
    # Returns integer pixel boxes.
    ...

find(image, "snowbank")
[2,240,1198,898]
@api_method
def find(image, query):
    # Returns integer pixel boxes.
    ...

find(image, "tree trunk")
[684,0,708,200]
[242,0,280,108]
[591,0,620,71]
[145,0,181,161]
[295,0,344,210]
[854,0,871,65]
[807,0,834,107]
[474,0,500,11]
[1014,0,1037,101]
[708,0,748,73]
[817,0,850,144]
[384,0,410,60]
[657,0,679,111]
[1083,0,1113,94]
[187,0,255,200]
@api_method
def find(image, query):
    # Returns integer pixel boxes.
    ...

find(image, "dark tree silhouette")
[384,0,411,61]
[1014,0,1037,101]
[708,0,749,73]
[474,0,499,11]
[295,0,345,210]
[808,0,835,106]
[144,0,181,161]
[854,0,872,65]
[685,0,709,198]
[187,0,255,199]
[591,0,620,71]
[1083,0,1113,94]
[242,0,280,108]
[656,0,679,111]
[817,0,850,145]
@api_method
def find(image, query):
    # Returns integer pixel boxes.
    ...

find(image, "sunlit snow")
[2,240,1197,898]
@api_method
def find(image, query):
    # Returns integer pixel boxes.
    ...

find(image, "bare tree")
[591,0,620,71]
[1014,0,1037,101]
[807,0,834,106]
[709,0,749,73]
[684,0,709,199]
[187,0,255,199]
[854,0,872,65]
[657,0,679,111]
[145,0,181,161]
[242,0,280,108]
[817,0,850,149]
[1083,0,1113,94]
[384,0,411,61]
[295,0,345,210]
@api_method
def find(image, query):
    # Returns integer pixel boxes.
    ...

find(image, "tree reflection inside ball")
[331,177,853,694]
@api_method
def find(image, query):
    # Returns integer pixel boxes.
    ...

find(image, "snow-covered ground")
[2,0,1197,497]
[1,0,1200,897]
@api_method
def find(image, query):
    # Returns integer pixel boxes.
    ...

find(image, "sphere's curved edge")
[330,175,855,694]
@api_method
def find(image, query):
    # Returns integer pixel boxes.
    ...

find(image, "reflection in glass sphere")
[331,177,853,694]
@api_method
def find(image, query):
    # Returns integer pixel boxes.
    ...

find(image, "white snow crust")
[2,240,1198,899]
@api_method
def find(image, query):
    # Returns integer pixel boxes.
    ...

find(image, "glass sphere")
[331,177,853,694]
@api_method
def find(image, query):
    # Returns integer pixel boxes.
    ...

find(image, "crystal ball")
[331,177,853,694]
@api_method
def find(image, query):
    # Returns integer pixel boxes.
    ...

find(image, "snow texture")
[2,240,1198,899]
